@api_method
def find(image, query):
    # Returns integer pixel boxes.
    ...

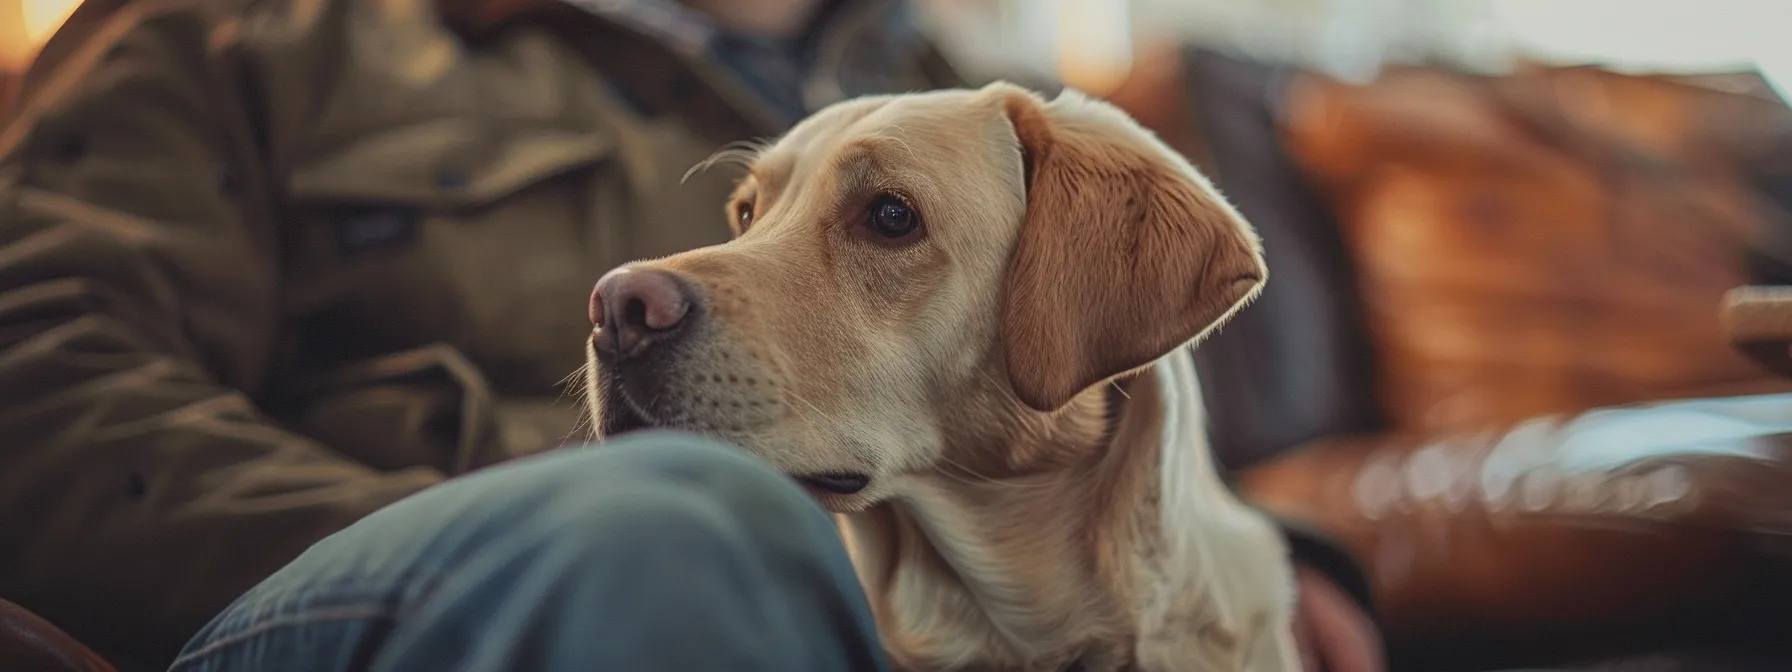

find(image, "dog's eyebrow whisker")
[871,124,921,165]
[682,140,770,185]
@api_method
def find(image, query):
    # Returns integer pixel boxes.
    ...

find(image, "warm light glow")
[23,0,81,47]
[1054,0,1133,95]
[1488,0,1788,98]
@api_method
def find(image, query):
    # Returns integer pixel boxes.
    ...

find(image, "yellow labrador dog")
[584,81,1297,672]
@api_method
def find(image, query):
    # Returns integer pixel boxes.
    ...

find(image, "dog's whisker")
[556,366,585,406]
[783,388,825,427]
[560,365,599,443]
[933,454,1054,491]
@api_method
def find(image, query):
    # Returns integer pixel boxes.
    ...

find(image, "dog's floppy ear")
[993,83,1267,412]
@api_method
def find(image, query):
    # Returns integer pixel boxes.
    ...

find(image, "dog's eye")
[736,202,754,230]
[866,194,920,240]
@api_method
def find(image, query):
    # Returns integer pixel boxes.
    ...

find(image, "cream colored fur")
[586,81,1298,671]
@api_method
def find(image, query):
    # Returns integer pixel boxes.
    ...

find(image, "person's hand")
[1291,565,1385,672]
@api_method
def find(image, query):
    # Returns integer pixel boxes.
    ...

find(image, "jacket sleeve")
[0,3,442,663]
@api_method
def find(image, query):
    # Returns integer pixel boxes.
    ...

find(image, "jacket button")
[218,167,243,196]
[50,133,87,162]
[670,76,696,103]
[436,170,470,191]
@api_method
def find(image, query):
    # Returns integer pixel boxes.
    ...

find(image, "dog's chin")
[595,392,657,438]
[588,352,682,439]
[597,410,877,514]
[588,360,880,513]
[797,486,878,513]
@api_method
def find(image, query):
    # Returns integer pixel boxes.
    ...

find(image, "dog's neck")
[840,353,1239,671]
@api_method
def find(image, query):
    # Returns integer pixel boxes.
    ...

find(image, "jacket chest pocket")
[282,122,622,396]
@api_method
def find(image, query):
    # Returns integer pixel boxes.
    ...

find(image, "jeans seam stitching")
[168,604,399,670]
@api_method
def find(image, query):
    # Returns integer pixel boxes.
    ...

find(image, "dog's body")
[585,82,1298,671]
[842,351,1297,671]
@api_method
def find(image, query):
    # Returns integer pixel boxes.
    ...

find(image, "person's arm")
[0,3,442,664]
[1280,523,1384,672]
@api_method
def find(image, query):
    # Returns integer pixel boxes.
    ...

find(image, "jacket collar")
[438,0,942,132]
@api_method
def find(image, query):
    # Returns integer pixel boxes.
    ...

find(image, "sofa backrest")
[1109,47,1387,471]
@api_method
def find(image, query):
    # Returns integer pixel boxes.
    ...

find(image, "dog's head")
[585,82,1264,510]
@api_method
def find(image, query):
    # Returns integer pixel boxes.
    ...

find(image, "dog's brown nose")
[590,267,695,359]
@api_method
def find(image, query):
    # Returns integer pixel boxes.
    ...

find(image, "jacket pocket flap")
[288,343,499,474]
[289,121,613,208]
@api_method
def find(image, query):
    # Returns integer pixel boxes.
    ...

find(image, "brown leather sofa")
[1109,47,1792,671]
[0,70,14,121]
[1,599,113,672]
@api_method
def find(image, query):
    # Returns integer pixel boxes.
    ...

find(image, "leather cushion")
[0,598,113,672]
[1239,393,1792,670]
[1279,65,1792,434]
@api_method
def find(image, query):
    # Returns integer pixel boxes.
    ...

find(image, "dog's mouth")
[602,394,873,502]
[587,340,875,505]
[794,472,871,495]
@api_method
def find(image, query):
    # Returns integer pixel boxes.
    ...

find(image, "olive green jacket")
[0,0,959,665]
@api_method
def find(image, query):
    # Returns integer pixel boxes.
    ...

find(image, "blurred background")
[913,0,1790,95]
[6,0,1792,104]
[3,2,1792,672]
[1,0,81,84]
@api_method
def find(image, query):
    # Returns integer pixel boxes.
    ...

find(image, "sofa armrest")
[0,599,115,672]
[1723,286,1792,376]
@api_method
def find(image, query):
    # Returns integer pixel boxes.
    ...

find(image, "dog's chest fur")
[839,353,1297,671]
[843,479,1137,671]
